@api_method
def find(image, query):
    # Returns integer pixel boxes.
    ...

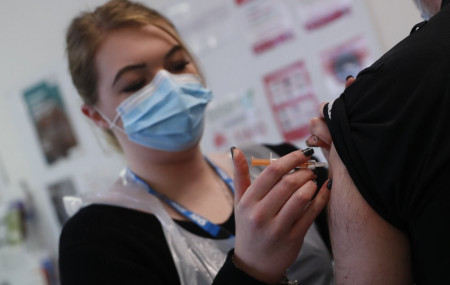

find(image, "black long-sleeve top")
[59,203,263,284]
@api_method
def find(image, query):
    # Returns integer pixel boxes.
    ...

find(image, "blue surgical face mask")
[414,0,433,20]
[98,70,212,152]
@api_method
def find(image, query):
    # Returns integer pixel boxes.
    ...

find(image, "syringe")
[250,153,327,170]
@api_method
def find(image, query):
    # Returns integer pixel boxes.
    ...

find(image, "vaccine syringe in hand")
[250,153,327,170]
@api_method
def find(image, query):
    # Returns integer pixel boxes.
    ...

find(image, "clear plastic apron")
[64,145,334,284]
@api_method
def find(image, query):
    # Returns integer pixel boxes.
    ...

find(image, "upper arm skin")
[328,145,413,285]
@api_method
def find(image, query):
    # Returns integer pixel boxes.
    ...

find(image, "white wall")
[366,0,422,50]
[0,0,422,259]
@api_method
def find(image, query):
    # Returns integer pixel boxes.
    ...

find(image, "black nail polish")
[230,146,236,161]
[327,179,333,190]
[302,148,314,157]
[346,75,354,81]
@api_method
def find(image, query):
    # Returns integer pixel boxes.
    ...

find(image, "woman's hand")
[306,76,356,161]
[231,147,331,284]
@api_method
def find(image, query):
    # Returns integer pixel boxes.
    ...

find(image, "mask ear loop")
[93,106,126,134]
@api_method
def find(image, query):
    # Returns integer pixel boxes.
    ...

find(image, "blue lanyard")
[125,157,235,238]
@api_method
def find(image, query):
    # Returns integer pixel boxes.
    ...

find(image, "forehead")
[95,25,179,81]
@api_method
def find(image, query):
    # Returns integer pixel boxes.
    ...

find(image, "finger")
[292,179,331,237]
[248,149,315,201]
[345,76,356,88]
[231,147,251,205]
[260,169,316,218]
[308,117,332,146]
[276,180,319,227]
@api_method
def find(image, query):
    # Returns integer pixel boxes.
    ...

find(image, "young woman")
[59,1,332,284]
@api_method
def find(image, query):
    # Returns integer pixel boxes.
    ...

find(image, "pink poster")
[296,0,352,31]
[236,0,295,54]
[264,62,319,141]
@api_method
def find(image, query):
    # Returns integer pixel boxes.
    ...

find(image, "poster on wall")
[22,81,78,165]
[163,1,235,57]
[296,0,352,31]
[321,36,372,97]
[236,0,295,55]
[263,61,319,141]
[47,178,77,226]
[202,89,269,151]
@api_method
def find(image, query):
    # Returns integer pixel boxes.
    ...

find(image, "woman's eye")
[122,79,146,93]
[168,60,190,73]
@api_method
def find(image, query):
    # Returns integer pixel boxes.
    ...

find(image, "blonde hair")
[66,0,201,149]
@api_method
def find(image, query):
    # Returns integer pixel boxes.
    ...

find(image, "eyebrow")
[164,45,183,60]
[112,63,146,87]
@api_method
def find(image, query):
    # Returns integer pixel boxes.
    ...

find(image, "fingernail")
[230,146,236,161]
[327,179,333,190]
[306,136,318,147]
[302,148,314,157]
[346,75,354,81]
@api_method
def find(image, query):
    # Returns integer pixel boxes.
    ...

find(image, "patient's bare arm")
[328,145,413,285]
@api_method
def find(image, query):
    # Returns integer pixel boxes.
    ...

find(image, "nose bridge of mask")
[116,70,202,115]
[169,71,203,86]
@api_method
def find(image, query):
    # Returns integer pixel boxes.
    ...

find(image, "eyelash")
[123,79,146,93]
[168,60,190,73]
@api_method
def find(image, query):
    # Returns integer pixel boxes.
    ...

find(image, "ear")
[81,104,110,129]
